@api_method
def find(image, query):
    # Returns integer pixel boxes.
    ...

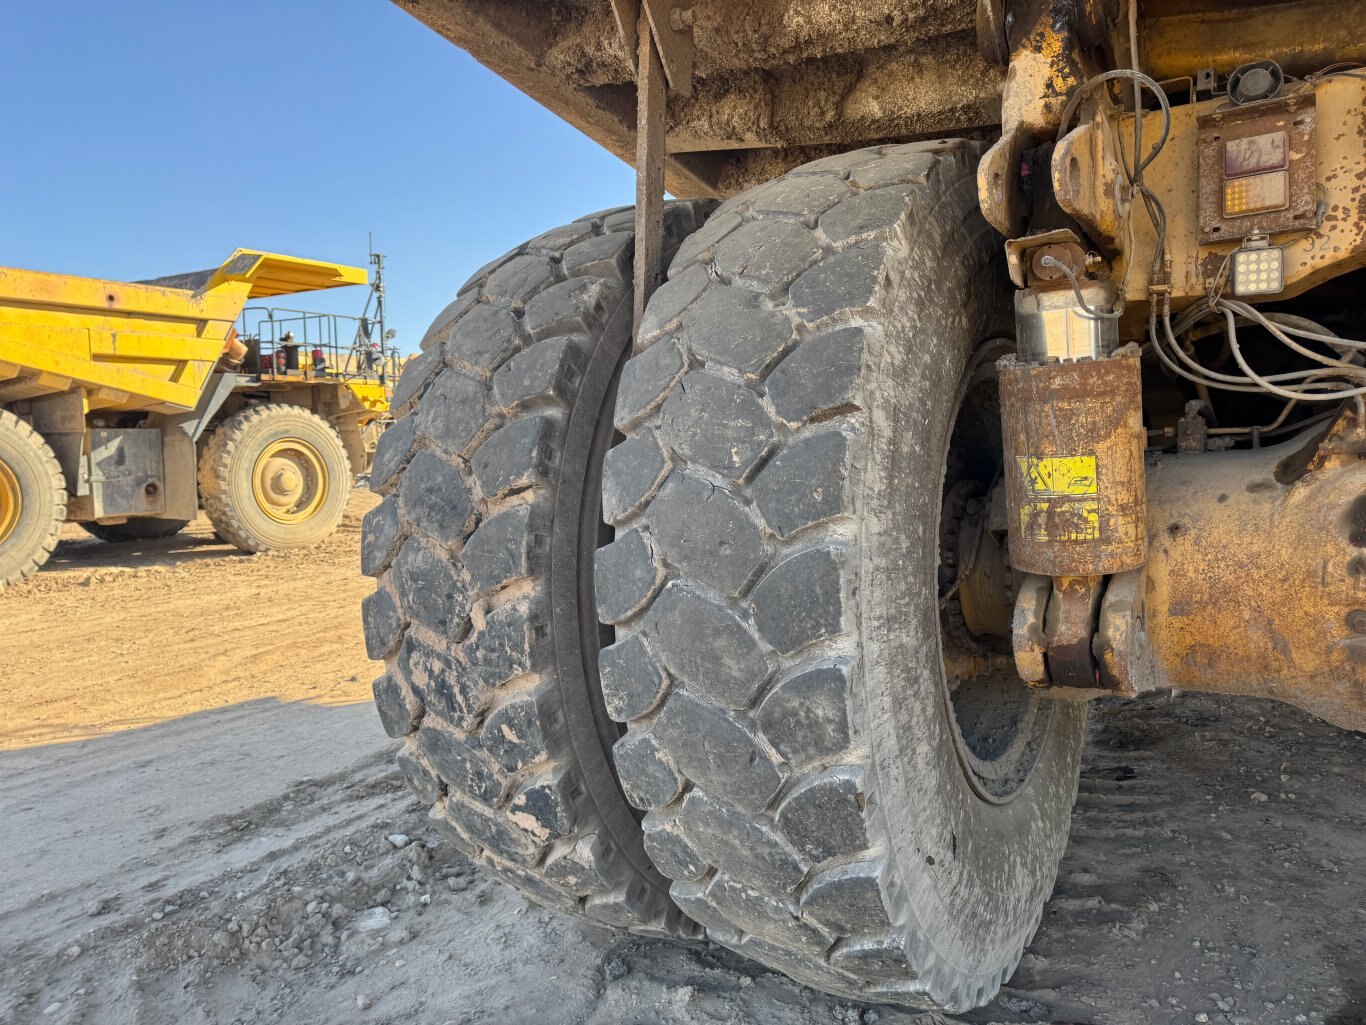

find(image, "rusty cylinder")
[998,349,1147,577]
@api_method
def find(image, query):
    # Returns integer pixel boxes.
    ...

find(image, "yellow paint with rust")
[999,354,1146,577]
[1017,455,1102,542]
[1068,76,1366,315]
[0,250,367,413]
[344,379,391,420]
[1132,415,1366,732]
[1019,455,1099,496]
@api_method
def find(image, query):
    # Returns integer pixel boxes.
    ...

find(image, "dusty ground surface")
[1,490,1362,1025]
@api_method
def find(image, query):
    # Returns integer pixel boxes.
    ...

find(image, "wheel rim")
[251,439,328,524]
[937,339,1053,804]
[0,457,20,545]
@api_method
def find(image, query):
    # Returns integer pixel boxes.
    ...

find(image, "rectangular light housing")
[1232,245,1285,296]
[1223,170,1290,217]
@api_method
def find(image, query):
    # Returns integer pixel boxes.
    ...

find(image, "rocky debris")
[354,907,393,933]
[2,690,1361,1025]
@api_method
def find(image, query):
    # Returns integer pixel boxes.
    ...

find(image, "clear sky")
[1,0,637,355]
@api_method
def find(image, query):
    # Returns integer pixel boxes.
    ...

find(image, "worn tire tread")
[600,142,1055,1010]
[364,202,714,935]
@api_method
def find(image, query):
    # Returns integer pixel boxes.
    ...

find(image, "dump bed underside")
[393,0,1000,197]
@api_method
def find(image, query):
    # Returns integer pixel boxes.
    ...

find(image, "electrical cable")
[1039,256,1124,318]
[1151,298,1366,398]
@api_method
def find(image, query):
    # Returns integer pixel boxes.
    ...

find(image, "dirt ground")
[1,489,1362,1025]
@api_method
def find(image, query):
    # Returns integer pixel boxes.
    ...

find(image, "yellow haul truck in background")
[0,249,395,586]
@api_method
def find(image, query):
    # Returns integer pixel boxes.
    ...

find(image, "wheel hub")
[252,440,326,524]
[0,457,20,545]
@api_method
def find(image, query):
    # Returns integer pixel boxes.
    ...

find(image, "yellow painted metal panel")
[0,265,248,323]
[0,319,211,409]
[344,380,390,414]
[211,250,369,298]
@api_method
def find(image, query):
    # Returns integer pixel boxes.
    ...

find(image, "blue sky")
[1,0,636,354]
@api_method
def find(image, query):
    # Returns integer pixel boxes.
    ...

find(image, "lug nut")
[1346,609,1366,634]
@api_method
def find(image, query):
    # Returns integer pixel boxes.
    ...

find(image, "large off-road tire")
[198,404,351,553]
[0,409,67,588]
[361,202,714,934]
[82,518,190,543]
[598,142,1087,1010]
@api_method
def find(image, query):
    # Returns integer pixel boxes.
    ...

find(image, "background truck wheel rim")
[0,457,20,545]
[252,439,326,524]
[938,339,1051,804]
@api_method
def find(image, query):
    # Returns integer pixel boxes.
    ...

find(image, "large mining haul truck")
[0,250,394,586]
[361,1,1366,1011]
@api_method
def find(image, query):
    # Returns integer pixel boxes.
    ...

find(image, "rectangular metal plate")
[86,428,165,518]
[1197,92,1317,244]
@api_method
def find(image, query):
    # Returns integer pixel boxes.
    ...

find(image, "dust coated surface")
[1,492,1362,1025]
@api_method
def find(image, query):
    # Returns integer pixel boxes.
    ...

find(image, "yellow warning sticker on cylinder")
[1018,455,1098,496]
[1019,500,1101,542]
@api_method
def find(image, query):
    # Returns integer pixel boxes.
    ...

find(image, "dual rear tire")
[361,201,715,934]
[364,144,1086,1011]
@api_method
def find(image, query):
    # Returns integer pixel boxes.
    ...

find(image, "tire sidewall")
[221,409,350,551]
[857,175,1087,983]
[549,289,669,886]
[0,416,63,582]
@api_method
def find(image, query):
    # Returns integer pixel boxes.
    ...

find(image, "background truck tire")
[198,404,351,553]
[362,201,714,934]
[597,142,1087,1010]
[0,409,67,588]
[82,518,190,543]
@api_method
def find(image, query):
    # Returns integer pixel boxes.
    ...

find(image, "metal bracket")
[610,0,695,98]
[174,371,247,442]
[1095,566,1159,695]
[1012,572,1114,698]
[610,1,697,333]
[1011,573,1052,685]
[1004,228,1087,288]
[1052,110,1129,257]
[632,10,668,335]
[975,0,1110,238]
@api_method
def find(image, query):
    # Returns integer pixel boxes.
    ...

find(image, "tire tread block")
[368,202,718,939]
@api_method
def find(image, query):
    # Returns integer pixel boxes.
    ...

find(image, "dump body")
[396,0,1366,198]
[0,250,367,413]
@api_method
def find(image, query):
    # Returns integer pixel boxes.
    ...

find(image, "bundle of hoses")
[1150,297,1366,402]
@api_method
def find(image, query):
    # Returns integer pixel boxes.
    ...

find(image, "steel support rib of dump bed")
[389,0,1001,198]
